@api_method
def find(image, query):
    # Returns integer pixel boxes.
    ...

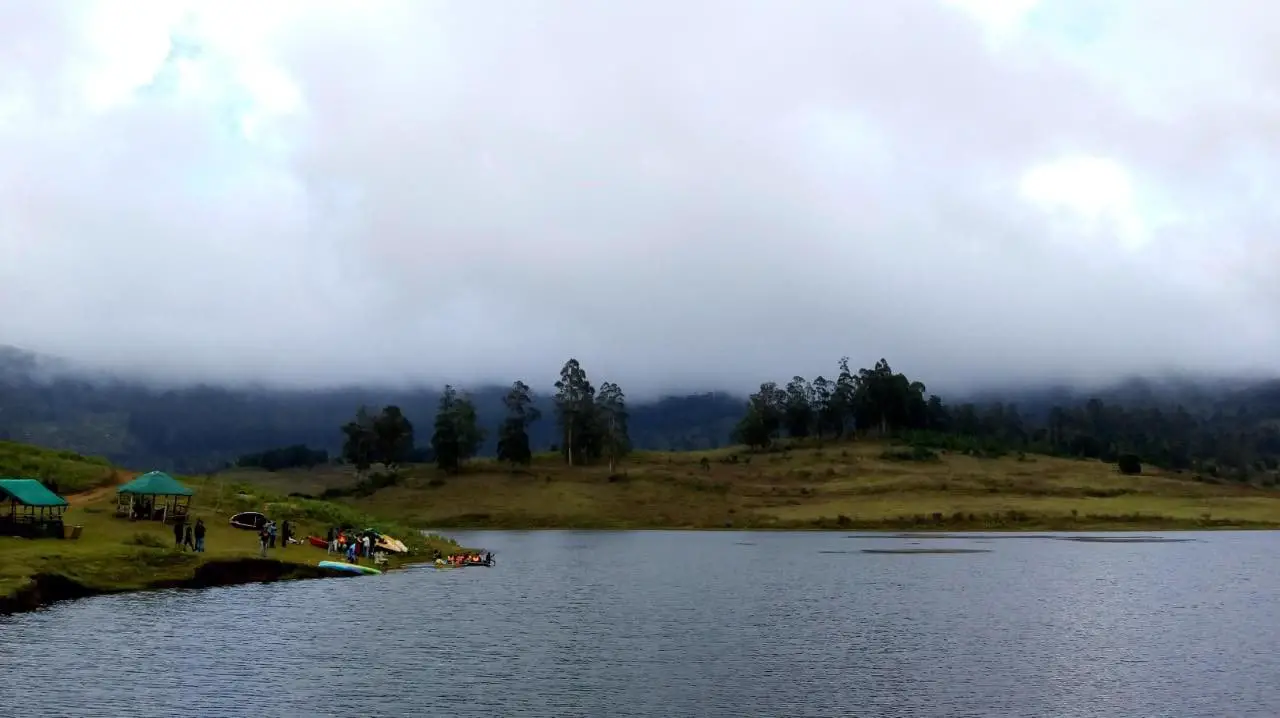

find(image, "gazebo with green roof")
[0,477,69,538]
[116,471,193,524]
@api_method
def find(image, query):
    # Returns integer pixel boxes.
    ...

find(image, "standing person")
[173,518,184,548]
[259,525,269,557]
[183,522,195,551]
[326,527,336,554]
[194,519,206,553]
[346,539,357,563]
[280,520,291,550]
[268,521,277,549]
[362,534,371,560]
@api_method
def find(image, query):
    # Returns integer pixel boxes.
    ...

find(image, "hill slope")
[227,441,1280,530]
[0,441,126,493]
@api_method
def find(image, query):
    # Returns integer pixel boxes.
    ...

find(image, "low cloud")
[0,0,1276,396]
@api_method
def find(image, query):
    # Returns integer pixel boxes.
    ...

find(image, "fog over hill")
[4,3,1280,472]
[1,344,1278,476]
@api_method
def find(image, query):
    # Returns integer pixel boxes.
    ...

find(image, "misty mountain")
[0,346,745,471]
[2,345,1279,474]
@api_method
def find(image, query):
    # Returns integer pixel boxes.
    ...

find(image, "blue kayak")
[318,560,381,576]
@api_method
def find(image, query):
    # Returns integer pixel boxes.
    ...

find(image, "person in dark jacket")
[281,520,291,549]
[173,519,184,547]
[183,523,195,551]
[194,519,206,553]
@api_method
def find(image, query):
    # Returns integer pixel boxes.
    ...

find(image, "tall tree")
[372,405,414,471]
[833,356,857,436]
[454,393,485,462]
[596,381,630,473]
[554,358,596,466]
[853,358,897,435]
[733,382,787,449]
[497,380,541,466]
[784,376,815,438]
[811,376,837,439]
[340,406,376,475]
[925,395,950,432]
[431,386,484,473]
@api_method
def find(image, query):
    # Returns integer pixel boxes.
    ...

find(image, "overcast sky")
[0,0,1277,396]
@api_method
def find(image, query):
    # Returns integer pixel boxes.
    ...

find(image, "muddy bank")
[0,559,346,616]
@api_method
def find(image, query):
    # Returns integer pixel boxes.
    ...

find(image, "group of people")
[326,527,382,563]
[172,517,207,552]
[443,552,494,566]
[131,498,157,521]
[256,519,294,556]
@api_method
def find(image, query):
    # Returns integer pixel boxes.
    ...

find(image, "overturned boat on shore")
[375,534,408,554]
[229,511,267,531]
[318,560,381,576]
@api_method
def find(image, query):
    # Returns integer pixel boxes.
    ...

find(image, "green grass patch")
[0,440,120,492]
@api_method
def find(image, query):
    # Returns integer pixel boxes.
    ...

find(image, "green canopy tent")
[116,471,193,524]
[0,478,69,538]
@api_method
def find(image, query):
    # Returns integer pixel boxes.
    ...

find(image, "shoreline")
[9,522,1274,617]
[423,517,1280,532]
[0,555,430,617]
[431,524,1280,532]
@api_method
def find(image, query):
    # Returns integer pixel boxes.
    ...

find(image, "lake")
[2,530,1278,717]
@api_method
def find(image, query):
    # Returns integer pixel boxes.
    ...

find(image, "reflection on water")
[2,530,1278,717]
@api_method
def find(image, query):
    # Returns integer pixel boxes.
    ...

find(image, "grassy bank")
[0,440,124,493]
[1,446,463,613]
[224,441,1280,531]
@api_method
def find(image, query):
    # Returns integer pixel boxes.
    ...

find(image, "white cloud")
[941,0,1042,44]
[0,0,1277,395]
[1019,156,1148,250]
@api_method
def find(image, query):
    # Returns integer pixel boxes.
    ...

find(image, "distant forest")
[729,358,1280,482]
[2,345,1280,481]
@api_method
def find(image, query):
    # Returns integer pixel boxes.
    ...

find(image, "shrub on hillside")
[1117,454,1142,475]
[126,532,168,548]
[879,446,941,462]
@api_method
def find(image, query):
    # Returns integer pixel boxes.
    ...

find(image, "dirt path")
[66,473,135,507]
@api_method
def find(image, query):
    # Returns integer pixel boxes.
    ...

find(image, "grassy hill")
[225,441,1280,530]
[0,441,126,492]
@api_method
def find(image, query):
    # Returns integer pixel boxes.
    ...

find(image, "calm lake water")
[2,530,1278,717]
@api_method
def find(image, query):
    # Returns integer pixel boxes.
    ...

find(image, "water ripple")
[2,530,1279,717]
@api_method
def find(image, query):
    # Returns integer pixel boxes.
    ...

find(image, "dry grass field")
[229,441,1280,531]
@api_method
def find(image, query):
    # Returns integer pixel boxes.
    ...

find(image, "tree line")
[235,444,329,472]
[735,357,1280,482]
[335,358,632,474]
